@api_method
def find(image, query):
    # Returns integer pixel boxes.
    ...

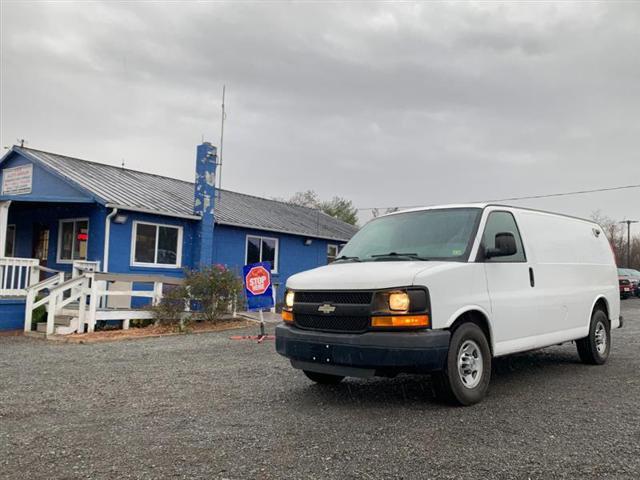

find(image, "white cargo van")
[276,204,622,405]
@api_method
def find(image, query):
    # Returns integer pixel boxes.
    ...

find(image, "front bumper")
[275,324,450,378]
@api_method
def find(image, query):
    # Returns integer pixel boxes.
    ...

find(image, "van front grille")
[294,314,370,333]
[295,291,373,305]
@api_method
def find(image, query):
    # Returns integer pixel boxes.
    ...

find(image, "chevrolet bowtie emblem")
[318,304,336,314]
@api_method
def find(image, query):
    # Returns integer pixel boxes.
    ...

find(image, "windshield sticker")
[452,249,463,256]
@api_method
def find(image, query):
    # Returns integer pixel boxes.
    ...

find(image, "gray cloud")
[1,1,639,225]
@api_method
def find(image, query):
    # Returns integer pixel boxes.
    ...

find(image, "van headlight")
[388,291,410,312]
[285,290,295,309]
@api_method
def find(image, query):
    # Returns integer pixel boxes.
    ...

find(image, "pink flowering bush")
[153,265,243,327]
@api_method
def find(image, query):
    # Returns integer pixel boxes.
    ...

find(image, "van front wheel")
[576,309,610,365]
[433,323,492,406]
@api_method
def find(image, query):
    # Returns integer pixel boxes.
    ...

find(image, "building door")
[32,225,50,279]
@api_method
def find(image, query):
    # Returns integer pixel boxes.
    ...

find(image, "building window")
[5,225,16,257]
[131,221,183,268]
[245,235,278,272]
[57,219,89,262]
[327,244,339,263]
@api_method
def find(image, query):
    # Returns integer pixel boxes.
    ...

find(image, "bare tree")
[372,207,399,218]
[281,190,359,226]
[590,210,640,269]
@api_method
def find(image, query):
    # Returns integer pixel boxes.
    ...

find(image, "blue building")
[0,143,357,331]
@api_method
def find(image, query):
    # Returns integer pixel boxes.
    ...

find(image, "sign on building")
[243,261,274,311]
[2,164,33,195]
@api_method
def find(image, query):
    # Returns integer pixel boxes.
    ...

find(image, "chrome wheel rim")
[595,321,607,355]
[457,340,483,389]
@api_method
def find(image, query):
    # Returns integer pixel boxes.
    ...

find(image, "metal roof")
[10,147,358,242]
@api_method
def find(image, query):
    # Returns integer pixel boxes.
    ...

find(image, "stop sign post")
[243,262,274,312]
[243,262,274,340]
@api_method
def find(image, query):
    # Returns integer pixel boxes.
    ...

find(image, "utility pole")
[619,220,638,268]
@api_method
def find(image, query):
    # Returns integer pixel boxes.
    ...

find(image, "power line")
[357,183,640,212]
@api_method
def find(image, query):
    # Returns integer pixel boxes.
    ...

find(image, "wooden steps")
[36,314,79,335]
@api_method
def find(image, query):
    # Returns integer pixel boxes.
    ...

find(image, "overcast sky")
[1,1,639,226]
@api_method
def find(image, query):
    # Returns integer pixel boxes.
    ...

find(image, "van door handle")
[529,267,535,288]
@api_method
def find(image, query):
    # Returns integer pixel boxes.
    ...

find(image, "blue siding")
[212,224,335,304]
[0,299,26,331]
[107,211,195,277]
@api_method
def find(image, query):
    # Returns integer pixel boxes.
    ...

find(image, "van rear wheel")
[433,323,491,406]
[303,370,344,384]
[576,309,610,365]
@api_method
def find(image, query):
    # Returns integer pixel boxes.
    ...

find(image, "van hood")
[286,261,455,290]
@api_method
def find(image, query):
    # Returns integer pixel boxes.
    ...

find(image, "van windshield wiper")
[334,255,362,263]
[370,252,426,261]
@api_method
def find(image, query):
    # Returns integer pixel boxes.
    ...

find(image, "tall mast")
[218,85,226,197]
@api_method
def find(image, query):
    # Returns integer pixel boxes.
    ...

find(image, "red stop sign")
[245,266,270,295]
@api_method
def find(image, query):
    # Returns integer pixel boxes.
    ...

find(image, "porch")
[0,257,185,336]
[0,199,103,276]
[0,198,192,333]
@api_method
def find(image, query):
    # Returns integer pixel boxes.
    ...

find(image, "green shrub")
[184,265,243,323]
[152,284,190,332]
[129,318,155,328]
[31,296,47,328]
[151,265,243,329]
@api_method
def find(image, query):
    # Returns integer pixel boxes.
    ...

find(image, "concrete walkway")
[236,311,282,323]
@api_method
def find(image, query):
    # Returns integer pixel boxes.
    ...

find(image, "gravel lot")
[2,300,640,480]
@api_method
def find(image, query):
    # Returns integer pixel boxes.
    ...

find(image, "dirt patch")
[54,318,253,343]
[0,329,22,337]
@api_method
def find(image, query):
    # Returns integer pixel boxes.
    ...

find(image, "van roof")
[384,203,598,226]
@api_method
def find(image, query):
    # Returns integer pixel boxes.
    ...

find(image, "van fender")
[444,305,494,351]
[589,295,616,328]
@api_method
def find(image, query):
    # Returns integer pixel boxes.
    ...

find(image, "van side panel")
[514,210,619,338]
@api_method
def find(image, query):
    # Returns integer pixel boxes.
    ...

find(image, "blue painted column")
[193,142,217,268]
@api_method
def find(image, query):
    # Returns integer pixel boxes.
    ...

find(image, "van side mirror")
[485,232,517,259]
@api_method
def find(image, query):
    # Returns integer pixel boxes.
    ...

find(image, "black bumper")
[275,324,450,377]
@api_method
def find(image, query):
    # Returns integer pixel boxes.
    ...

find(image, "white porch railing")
[24,271,67,333]
[72,260,100,277]
[0,257,40,296]
[25,269,184,335]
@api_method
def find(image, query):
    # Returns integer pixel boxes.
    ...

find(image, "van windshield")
[338,208,482,262]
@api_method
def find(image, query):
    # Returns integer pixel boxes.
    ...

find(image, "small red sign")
[245,266,270,296]
[77,233,88,241]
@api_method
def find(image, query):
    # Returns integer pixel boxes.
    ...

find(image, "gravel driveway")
[2,300,640,480]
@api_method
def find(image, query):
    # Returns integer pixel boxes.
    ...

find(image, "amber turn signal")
[371,314,429,328]
[282,310,294,323]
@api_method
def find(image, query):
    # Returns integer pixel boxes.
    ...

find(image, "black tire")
[303,370,344,384]
[576,309,611,365]
[433,323,492,406]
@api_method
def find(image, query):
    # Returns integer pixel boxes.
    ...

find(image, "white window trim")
[5,224,16,257]
[327,243,339,263]
[130,221,183,269]
[56,218,90,264]
[245,235,279,273]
